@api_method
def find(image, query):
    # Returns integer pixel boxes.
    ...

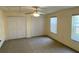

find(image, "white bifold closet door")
[32,16,44,36]
[7,16,26,39]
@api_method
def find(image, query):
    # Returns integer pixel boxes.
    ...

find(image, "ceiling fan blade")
[37,12,45,14]
[24,13,32,14]
[24,6,45,16]
[24,10,35,14]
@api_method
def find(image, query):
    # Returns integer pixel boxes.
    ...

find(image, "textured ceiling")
[0,6,75,14]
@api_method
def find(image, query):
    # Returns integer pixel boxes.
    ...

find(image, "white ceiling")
[0,6,75,14]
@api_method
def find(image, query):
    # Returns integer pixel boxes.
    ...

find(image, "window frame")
[71,14,79,42]
[50,16,57,34]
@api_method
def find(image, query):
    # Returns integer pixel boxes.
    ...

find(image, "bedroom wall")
[45,7,79,51]
[0,10,6,47]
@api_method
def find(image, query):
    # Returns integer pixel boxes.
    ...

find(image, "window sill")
[72,39,79,43]
[50,31,57,34]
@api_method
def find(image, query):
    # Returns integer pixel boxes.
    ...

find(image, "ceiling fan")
[24,6,45,17]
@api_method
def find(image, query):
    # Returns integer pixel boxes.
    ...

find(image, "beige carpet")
[0,37,75,53]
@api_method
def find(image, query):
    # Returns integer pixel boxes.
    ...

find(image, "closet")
[32,16,44,36]
[7,16,26,39]
[7,16,45,40]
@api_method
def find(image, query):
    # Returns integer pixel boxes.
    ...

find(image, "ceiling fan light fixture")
[33,12,40,17]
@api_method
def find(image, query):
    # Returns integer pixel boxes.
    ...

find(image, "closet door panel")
[7,16,26,39]
[32,16,44,36]
[7,17,17,39]
[16,17,26,38]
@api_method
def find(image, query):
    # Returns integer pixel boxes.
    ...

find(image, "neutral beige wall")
[26,15,32,38]
[0,10,6,39]
[0,10,6,47]
[45,7,79,51]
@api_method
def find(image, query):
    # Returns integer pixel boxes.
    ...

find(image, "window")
[71,15,79,42]
[50,17,57,34]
